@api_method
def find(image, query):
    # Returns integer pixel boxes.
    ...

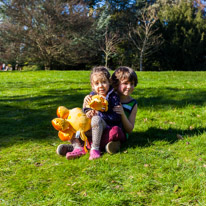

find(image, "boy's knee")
[109,126,126,142]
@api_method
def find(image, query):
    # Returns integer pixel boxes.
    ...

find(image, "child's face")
[91,74,110,97]
[117,79,135,97]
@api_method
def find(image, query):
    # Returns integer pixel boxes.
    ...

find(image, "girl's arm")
[83,94,98,119]
[85,109,98,119]
[101,92,121,126]
[113,104,137,133]
[82,94,92,108]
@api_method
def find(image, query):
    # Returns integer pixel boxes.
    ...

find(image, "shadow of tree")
[0,80,89,91]
[123,127,206,149]
[0,85,206,149]
[0,90,88,148]
[135,87,206,108]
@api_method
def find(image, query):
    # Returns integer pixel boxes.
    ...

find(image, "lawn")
[0,70,206,206]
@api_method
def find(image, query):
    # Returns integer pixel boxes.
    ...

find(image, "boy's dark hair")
[90,66,111,82]
[111,66,138,90]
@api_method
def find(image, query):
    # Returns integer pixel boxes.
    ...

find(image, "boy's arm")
[114,104,137,133]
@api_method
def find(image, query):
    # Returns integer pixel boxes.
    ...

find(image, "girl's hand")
[86,110,98,119]
[83,95,92,106]
[113,104,124,115]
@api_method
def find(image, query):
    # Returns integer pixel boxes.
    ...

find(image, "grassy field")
[0,70,206,206]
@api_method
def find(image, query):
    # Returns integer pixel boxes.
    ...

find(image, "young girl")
[82,66,123,160]
[105,66,138,153]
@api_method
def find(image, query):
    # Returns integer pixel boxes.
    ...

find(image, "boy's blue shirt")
[83,87,122,127]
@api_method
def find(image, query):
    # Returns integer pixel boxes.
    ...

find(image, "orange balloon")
[52,106,91,144]
[57,106,70,119]
[58,130,74,141]
[51,118,70,132]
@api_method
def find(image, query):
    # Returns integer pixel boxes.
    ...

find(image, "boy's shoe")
[89,149,101,160]
[66,147,86,160]
[105,141,120,154]
[56,144,74,156]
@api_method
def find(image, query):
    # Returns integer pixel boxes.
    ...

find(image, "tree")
[157,0,206,70]
[99,26,121,67]
[129,4,163,71]
[0,0,95,70]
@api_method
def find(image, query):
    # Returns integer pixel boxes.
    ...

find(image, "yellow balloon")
[67,108,91,141]
[52,107,91,142]
[88,95,108,112]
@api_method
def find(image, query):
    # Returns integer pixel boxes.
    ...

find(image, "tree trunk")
[105,53,108,68]
[45,65,50,70]
[140,53,143,72]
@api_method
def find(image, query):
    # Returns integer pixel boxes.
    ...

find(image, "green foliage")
[1,1,206,70]
[0,0,95,69]
[0,71,206,205]
[95,5,111,31]
[22,65,43,71]
[157,1,206,70]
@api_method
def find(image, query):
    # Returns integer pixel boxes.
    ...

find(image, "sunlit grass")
[0,71,206,205]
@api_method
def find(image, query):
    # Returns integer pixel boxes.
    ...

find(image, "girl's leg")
[56,144,74,156]
[65,134,86,160]
[70,137,83,149]
[90,115,107,160]
[85,130,92,150]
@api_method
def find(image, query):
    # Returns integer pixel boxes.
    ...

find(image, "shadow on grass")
[0,80,89,91]
[125,127,206,149]
[0,91,88,148]
[135,87,206,108]
[1,86,206,148]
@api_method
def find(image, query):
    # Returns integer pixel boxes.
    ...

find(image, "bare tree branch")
[99,26,121,67]
[129,4,164,71]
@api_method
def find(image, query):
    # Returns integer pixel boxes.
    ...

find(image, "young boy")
[105,66,138,154]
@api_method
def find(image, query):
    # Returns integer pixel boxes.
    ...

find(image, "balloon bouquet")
[51,95,108,152]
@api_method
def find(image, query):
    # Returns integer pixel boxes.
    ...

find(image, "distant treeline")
[0,0,206,71]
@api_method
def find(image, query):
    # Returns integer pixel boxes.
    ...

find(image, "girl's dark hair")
[111,66,138,89]
[90,66,111,82]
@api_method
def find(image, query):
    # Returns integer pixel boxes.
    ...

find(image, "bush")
[22,65,42,71]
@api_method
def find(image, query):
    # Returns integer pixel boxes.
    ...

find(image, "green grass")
[0,71,206,205]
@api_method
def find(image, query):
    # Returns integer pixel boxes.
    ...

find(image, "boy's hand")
[86,110,98,119]
[113,104,124,115]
